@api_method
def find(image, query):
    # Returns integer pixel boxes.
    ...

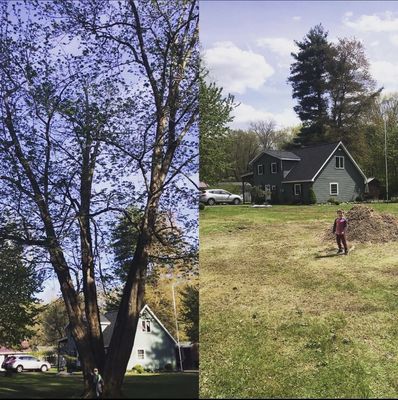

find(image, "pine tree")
[288,24,333,146]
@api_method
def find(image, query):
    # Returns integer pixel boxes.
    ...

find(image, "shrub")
[132,364,145,374]
[328,197,340,205]
[63,355,78,372]
[164,363,173,372]
[309,188,317,204]
[355,195,363,202]
[250,186,266,205]
[199,202,205,211]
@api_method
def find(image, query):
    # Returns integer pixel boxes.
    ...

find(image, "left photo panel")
[0,1,199,399]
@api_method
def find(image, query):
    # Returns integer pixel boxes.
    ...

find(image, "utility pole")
[383,113,389,202]
[172,283,184,372]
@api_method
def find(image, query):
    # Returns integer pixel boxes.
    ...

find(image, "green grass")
[200,203,398,398]
[0,371,198,399]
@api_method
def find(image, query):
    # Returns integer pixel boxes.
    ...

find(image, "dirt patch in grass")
[323,205,398,243]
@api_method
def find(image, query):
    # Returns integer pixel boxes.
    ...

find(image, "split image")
[2,0,398,399]
[200,1,398,398]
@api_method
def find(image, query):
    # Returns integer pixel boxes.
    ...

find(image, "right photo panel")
[200,1,398,398]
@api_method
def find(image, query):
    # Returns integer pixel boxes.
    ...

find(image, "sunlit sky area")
[200,1,398,129]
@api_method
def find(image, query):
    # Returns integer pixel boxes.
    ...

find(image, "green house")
[242,142,368,204]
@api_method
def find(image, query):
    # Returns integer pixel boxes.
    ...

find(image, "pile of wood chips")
[323,205,398,243]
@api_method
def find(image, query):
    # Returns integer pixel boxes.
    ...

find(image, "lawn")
[0,370,198,399]
[200,203,398,399]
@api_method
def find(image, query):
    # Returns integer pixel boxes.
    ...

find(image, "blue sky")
[201,1,398,129]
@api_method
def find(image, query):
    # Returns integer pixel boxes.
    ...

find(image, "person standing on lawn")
[333,209,348,255]
[91,368,104,398]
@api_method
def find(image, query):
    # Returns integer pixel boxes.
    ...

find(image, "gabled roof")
[100,314,111,324]
[249,149,301,165]
[283,141,367,183]
[102,304,177,348]
[283,142,340,182]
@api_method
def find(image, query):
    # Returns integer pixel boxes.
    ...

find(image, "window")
[142,320,151,332]
[335,156,344,169]
[330,183,339,195]
[271,163,277,174]
[294,184,302,196]
[271,185,276,191]
[138,349,145,360]
[257,164,264,175]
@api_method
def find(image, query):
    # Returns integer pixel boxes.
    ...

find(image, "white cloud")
[204,41,274,94]
[256,37,297,57]
[343,11,398,32]
[370,60,398,91]
[390,35,398,46]
[292,16,301,21]
[370,40,380,47]
[231,102,300,130]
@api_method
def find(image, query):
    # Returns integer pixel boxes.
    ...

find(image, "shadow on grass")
[0,372,198,399]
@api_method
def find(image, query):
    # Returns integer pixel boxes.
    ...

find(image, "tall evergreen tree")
[288,24,333,146]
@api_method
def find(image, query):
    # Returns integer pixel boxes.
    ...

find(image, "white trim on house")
[330,182,339,195]
[294,183,302,195]
[257,164,264,175]
[271,162,277,174]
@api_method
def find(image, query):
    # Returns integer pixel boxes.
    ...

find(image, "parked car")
[3,355,51,373]
[200,189,242,205]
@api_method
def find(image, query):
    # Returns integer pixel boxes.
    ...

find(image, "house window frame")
[271,162,277,174]
[257,164,264,175]
[335,156,345,169]
[294,184,302,196]
[142,320,151,332]
[330,182,339,195]
[271,185,276,191]
[138,349,145,360]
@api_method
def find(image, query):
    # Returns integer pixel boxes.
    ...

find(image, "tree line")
[200,24,398,197]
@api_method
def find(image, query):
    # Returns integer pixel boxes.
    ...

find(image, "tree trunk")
[102,235,148,398]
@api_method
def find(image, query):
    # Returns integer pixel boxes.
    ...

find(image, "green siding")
[312,147,365,203]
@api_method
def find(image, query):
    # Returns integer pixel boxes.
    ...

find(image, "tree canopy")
[0,239,42,348]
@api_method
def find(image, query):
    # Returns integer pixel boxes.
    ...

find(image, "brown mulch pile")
[323,205,398,243]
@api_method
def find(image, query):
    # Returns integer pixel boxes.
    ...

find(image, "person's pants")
[336,234,347,252]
